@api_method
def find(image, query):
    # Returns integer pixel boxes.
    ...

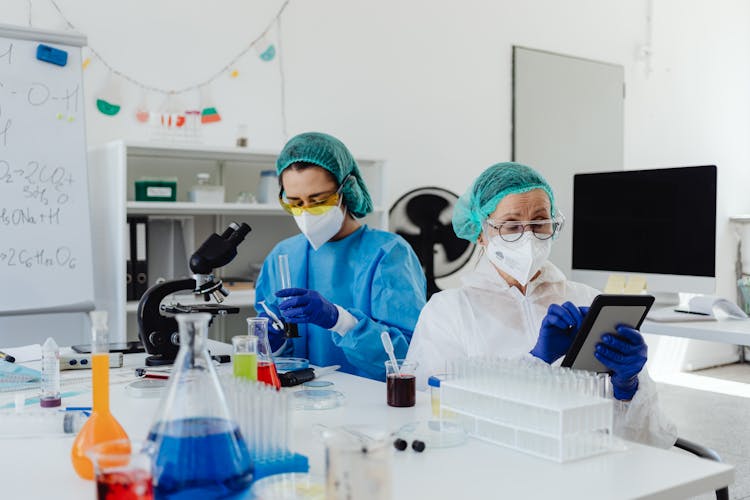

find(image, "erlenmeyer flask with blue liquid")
[147,313,252,498]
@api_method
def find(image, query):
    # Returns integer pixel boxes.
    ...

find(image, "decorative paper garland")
[45,0,291,136]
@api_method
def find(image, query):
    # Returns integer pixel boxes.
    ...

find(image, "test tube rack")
[441,358,613,463]
[221,375,309,481]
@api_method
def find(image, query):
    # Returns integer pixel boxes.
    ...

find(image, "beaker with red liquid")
[88,439,154,500]
[249,317,281,389]
[385,359,418,407]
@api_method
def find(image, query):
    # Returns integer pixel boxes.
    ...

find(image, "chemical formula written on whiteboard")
[0,246,77,269]
[0,159,75,206]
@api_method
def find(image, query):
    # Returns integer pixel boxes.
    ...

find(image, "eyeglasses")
[483,217,564,242]
[278,175,350,216]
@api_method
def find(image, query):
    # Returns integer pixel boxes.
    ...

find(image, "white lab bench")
[0,351,734,499]
[642,318,750,346]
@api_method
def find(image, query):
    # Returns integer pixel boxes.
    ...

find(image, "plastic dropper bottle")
[71,310,129,480]
[40,337,61,408]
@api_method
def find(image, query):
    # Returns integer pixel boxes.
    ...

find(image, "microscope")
[137,222,252,366]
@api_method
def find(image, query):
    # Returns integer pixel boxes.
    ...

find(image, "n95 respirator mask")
[294,206,346,250]
[485,231,552,286]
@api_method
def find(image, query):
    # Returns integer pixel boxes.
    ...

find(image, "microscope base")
[145,354,176,367]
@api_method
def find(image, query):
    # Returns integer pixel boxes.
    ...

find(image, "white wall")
[5,0,750,366]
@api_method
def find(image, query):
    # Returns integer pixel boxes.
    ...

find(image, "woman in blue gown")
[254,132,426,381]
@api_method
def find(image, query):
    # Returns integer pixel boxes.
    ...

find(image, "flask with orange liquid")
[71,310,129,480]
[250,317,281,390]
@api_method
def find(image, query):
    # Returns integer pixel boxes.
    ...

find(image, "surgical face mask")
[485,231,552,286]
[294,205,346,250]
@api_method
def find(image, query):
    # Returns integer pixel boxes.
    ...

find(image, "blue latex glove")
[530,302,590,364]
[595,325,648,401]
[276,288,339,329]
[257,312,287,352]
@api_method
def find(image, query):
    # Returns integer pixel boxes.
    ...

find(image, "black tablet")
[71,341,145,354]
[561,294,655,372]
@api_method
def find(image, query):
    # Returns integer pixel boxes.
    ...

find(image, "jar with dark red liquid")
[87,440,155,500]
[384,359,418,407]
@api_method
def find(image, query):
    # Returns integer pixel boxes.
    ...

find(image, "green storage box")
[135,179,177,202]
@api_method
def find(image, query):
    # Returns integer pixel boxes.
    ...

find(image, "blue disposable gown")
[254,225,427,381]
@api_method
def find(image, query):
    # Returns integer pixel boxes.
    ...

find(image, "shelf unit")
[88,140,387,343]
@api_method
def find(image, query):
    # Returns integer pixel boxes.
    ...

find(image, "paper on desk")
[1,344,42,363]
[678,293,748,320]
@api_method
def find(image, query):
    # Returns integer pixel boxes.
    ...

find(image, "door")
[513,46,624,277]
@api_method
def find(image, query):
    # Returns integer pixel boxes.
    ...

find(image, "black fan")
[389,187,475,298]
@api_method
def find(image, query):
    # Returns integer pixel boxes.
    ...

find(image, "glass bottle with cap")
[147,313,253,497]
[257,170,278,204]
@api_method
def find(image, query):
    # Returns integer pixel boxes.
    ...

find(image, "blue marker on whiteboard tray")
[36,44,68,67]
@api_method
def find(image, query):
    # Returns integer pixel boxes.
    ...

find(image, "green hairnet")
[276,132,374,218]
[452,162,556,241]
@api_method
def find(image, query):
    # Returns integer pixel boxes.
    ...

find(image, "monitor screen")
[572,165,716,278]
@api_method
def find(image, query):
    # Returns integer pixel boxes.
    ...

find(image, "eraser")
[36,44,68,67]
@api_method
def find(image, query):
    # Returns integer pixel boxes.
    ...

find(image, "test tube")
[40,337,61,407]
[278,254,292,289]
[277,254,299,338]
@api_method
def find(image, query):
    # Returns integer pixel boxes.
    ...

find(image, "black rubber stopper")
[411,440,426,452]
[393,438,408,451]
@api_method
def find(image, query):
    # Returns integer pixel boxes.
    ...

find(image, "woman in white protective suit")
[406,162,677,448]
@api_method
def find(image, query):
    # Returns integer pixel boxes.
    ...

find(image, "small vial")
[40,337,61,408]
[428,374,443,418]
[236,124,248,147]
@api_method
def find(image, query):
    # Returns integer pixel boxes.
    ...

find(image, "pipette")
[259,300,285,332]
[380,332,401,377]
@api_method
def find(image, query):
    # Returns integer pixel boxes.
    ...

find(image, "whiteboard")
[0,24,94,315]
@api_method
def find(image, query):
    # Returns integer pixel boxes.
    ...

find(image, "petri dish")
[125,378,169,398]
[396,419,467,449]
[292,389,345,410]
[250,472,325,500]
[275,357,310,372]
[302,380,334,388]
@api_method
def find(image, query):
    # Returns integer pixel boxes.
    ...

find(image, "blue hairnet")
[276,132,374,218]
[452,162,556,241]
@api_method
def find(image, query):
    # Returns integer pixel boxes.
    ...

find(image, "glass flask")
[249,317,281,389]
[147,313,253,498]
[71,310,129,480]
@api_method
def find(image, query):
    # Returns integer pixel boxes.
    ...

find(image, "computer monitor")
[571,165,717,299]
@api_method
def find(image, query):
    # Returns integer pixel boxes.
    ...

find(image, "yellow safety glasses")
[278,175,350,216]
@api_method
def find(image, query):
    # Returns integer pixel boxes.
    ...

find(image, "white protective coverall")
[406,257,678,448]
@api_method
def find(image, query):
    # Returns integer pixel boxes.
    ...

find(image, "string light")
[47,0,291,96]
[276,16,288,139]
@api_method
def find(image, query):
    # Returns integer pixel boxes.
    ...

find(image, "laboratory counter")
[0,351,734,499]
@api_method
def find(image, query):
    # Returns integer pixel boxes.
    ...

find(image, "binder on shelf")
[133,217,149,300]
[126,218,134,301]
